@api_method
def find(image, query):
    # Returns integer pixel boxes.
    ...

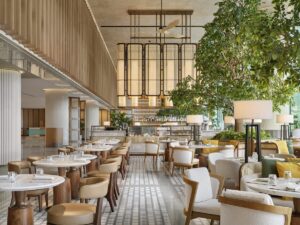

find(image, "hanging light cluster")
[117,43,197,107]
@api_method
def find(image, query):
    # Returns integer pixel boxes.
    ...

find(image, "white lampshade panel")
[117,44,125,96]
[224,116,235,125]
[276,114,294,124]
[145,44,160,96]
[118,96,126,107]
[182,44,197,80]
[128,44,142,96]
[186,115,204,124]
[149,96,156,107]
[131,96,139,107]
[164,45,178,95]
[234,100,273,120]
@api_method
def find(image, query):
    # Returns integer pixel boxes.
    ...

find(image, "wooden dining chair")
[219,190,292,225]
[8,161,49,212]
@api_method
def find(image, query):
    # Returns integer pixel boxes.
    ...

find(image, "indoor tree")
[170,0,300,118]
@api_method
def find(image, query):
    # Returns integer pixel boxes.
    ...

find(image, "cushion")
[185,168,213,202]
[47,203,95,225]
[261,158,282,178]
[276,161,300,178]
[202,140,219,154]
[223,189,273,205]
[273,141,289,154]
[193,199,220,215]
[286,140,294,154]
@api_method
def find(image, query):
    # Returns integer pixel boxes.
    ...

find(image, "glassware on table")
[59,152,65,158]
[36,168,44,175]
[269,154,275,158]
[8,171,16,183]
[268,174,278,186]
[284,170,292,182]
[252,152,258,161]
[47,156,53,161]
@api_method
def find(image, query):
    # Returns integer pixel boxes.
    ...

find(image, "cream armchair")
[183,167,224,225]
[208,152,226,174]
[220,190,292,225]
[171,147,199,175]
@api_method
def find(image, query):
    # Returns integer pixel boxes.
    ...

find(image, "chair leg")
[210,220,214,225]
[45,192,49,208]
[171,164,175,176]
[94,198,103,225]
[38,195,42,212]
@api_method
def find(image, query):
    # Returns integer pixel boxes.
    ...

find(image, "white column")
[45,90,69,145]
[0,69,21,165]
[85,100,99,139]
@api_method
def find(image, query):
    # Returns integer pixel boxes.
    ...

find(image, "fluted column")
[45,90,69,146]
[0,69,21,165]
[85,100,100,139]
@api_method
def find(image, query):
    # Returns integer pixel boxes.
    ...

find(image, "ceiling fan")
[156,0,184,38]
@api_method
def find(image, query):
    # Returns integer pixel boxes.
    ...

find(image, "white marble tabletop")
[51,154,97,161]
[247,178,300,198]
[77,145,113,152]
[93,139,120,145]
[0,174,64,192]
[33,157,90,168]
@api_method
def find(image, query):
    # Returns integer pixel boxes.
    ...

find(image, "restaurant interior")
[0,0,300,225]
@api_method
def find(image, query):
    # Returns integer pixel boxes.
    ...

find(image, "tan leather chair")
[111,147,128,179]
[8,160,49,212]
[87,161,119,212]
[47,177,109,225]
[105,156,122,199]
[27,155,43,173]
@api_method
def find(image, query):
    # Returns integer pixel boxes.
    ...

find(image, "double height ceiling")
[88,0,219,107]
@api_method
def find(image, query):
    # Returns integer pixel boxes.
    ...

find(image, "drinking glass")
[284,170,292,182]
[268,174,277,186]
[36,168,44,175]
[59,152,65,158]
[252,152,258,161]
[8,171,16,184]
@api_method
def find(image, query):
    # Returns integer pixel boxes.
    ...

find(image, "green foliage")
[110,111,132,130]
[170,0,300,116]
[212,129,271,141]
[156,108,181,117]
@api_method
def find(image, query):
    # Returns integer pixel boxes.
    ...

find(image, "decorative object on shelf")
[186,115,203,144]
[234,100,273,162]
[276,114,294,140]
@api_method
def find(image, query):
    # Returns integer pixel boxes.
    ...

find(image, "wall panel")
[0,0,117,107]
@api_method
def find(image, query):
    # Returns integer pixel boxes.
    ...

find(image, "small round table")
[33,158,90,203]
[247,178,300,225]
[0,174,64,225]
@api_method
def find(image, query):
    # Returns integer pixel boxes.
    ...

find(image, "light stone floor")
[0,137,212,225]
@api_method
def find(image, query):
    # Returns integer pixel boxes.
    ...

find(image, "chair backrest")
[80,177,109,199]
[208,152,226,173]
[216,159,241,188]
[8,161,31,174]
[273,141,289,154]
[220,190,291,225]
[219,145,235,158]
[169,141,179,148]
[185,167,213,203]
[145,142,159,154]
[172,147,194,165]
[98,161,119,173]
[240,162,262,177]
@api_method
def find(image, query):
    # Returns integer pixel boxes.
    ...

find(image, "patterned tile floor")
[0,139,212,225]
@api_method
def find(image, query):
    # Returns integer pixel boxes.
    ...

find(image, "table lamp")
[276,114,293,140]
[186,115,203,144]
[234,100,273,162]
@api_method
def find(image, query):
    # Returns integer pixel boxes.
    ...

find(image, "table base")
[8,192,33,225]
[67,168,80,199]
[86,159,97,172]
[292,198,300,225]
[53,177,71,205]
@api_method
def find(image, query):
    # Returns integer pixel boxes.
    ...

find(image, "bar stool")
[87,161,119,212]
[8,161,49,212]
[47,177,109,225]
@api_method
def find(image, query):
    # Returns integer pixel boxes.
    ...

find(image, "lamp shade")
[186,115,203,124]
[224,116,235,125]
[131,97,138,107]
[148,96,156,107]
[103,121,111,126]
[276,114,294,124]
[234,100,273,120]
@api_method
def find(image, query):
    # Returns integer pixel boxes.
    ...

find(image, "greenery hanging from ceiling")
[168,0,300,117]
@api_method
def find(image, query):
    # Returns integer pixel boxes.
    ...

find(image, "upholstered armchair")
[183,167,224,225]
[171,147,199,175]
[216,159,241,189]
[220,189,292,225]
[208,152,225,174]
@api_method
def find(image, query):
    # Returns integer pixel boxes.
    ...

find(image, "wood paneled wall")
[0,0,117,107]
[22,108,45,128]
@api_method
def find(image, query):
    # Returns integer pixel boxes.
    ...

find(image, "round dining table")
[0,174,64,225]
[247,177,300,225]
[33,157,90,203]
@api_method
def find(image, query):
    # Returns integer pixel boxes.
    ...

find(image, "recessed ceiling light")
[55,83,71,87]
